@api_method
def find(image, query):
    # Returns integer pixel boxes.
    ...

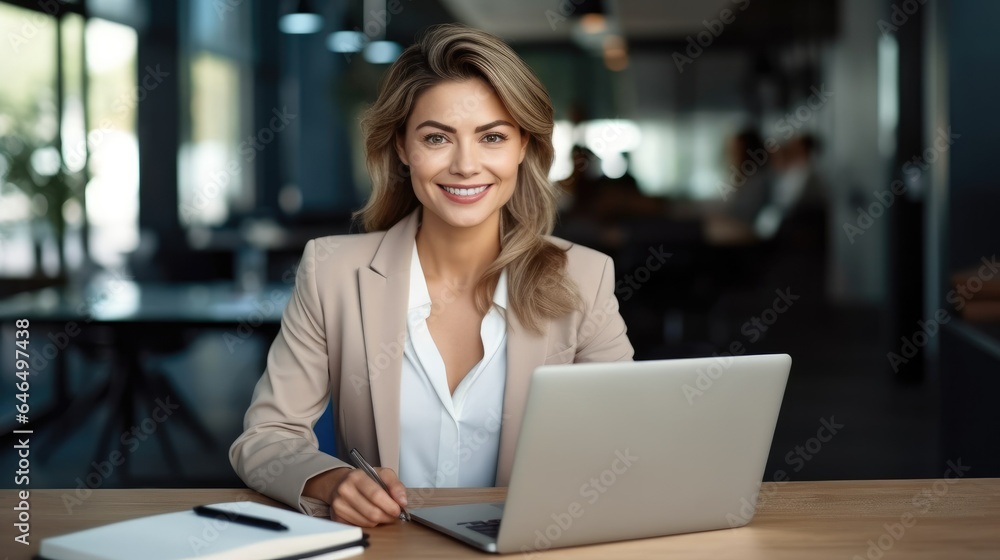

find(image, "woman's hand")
[307,467,409,527]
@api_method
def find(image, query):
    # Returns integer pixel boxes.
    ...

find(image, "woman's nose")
[449,143,481,177]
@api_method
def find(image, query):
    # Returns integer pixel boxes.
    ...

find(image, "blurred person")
[561,149,663,224]
[727,128,774,229]
[557,144,603,215]
[595,152,666,221]
[754,133,827,239]
[702,127,775,245]
[775,134,824,203]
[229,24,633,528]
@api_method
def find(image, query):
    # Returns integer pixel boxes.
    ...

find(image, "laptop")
[408,353,791,554]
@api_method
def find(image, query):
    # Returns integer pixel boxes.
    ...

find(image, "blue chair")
[314,399,337,455]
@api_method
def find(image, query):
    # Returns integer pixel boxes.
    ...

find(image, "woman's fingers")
[375,467,409,507]
[355,479,403,520]
[330,498,375,528]
[337,470,400,524]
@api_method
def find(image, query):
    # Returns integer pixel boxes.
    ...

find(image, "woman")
[229,23,633,528]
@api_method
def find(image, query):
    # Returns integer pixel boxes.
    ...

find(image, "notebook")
[36,501,367,560]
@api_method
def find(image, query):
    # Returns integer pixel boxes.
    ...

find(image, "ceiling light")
[580,13,606,34]
[279,0,324,34]
[364,41,402,64]
[327,30,365,53]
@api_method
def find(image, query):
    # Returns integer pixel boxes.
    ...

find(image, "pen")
[349,448,411,522]
[193,505,289,531]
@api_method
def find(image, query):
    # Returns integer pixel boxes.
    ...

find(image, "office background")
[0,0,997,490]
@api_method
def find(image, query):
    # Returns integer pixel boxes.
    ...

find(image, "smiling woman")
[229,23,634,529]
[399,80,526,231]
[357,23,578,335]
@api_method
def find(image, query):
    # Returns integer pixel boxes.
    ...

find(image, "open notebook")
[36,501,367,560]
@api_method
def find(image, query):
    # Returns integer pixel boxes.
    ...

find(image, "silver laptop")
[409,353,791,554]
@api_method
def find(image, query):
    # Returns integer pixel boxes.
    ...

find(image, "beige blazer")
[229,208,633,513]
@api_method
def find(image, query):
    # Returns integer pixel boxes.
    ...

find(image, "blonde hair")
[355,23,580,334]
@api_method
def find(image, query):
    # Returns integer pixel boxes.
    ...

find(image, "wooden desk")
[3,480,998,559]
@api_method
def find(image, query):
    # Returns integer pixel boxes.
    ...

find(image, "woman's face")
[396,78,529,231]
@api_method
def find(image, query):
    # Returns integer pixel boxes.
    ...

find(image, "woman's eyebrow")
[474,120,514,132]
[414,119,515,133]
[415,120,456,133]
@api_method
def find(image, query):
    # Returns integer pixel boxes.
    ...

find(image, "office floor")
[685,260,941,482]
[750,301,941,481]
[0,291,940,489]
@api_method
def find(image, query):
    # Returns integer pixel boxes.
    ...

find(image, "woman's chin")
[423,206,500,231]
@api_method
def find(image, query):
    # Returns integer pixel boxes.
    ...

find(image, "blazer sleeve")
[575,255,635,363]
[229,240,352,514]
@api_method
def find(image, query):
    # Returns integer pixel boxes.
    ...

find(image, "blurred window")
[0,2,58,276]
[84,18,139,268]
[177,0,253,227]
[0,4,138,277]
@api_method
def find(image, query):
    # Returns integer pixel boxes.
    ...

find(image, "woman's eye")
[483,133,507,143]
[424,134,447,144]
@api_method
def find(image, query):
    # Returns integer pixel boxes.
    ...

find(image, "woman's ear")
[518,129,529,164]
[395,131,409,165]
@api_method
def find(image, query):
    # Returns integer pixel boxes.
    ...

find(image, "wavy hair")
[355,23,580,334]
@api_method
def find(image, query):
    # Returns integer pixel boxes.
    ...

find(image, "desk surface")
[3,480,998,559]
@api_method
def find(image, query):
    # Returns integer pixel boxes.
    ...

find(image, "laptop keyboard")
[458,518,501,538]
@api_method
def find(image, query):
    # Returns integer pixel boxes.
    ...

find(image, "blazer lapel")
[359,208,420,471]
[496,309,548,486]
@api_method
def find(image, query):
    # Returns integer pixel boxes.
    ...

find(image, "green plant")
[0,123,84,275]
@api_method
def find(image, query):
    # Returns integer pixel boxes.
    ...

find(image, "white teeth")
[443,185,488,196]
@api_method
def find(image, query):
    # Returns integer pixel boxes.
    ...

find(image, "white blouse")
[398,244,508,488]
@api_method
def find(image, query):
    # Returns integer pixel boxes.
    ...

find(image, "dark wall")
[947,0,1000,271]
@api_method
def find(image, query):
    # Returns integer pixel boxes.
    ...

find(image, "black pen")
[350,448,411,522]
[193,505,289,531]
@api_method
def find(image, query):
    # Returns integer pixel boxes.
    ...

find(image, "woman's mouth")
[437,184,492,204]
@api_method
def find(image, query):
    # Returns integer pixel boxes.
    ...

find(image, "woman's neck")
[415,209,501,288]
